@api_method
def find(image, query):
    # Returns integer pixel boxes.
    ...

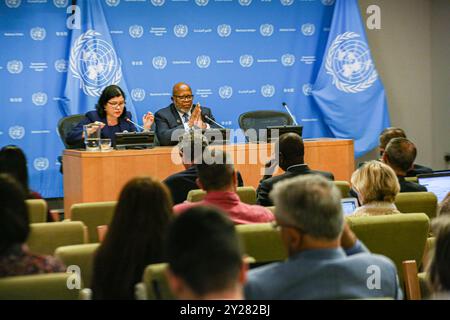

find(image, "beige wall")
[356,0,449,169]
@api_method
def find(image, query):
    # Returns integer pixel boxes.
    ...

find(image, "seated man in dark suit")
[379,127,432,176]
[256,132,334,207]
[382,137,427,192]
[155,82,220,146]
[163,131,243,205]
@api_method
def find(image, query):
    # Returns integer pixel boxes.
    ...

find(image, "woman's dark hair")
[95,85,127,119]
[0,174,30,255]
[428,216,450,293]
[0,145,29,193]
[91,176,173,300]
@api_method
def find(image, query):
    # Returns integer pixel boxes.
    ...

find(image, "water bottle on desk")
[83,123,101,151]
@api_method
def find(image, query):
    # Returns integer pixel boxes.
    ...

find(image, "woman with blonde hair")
[350,160,401,216]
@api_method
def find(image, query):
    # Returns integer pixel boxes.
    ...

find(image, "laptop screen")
[341,198,359,216]
[418,173,450,203]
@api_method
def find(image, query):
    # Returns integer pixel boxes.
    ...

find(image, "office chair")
[238,110,293,142]
[57,114,86,149]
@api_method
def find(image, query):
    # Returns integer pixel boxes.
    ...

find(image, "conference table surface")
[63,138,354,217]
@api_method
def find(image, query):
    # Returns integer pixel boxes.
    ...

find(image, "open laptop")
[341,198,359,216]
[418,172,450,203]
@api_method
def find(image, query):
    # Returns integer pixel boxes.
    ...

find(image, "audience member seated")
[256,132,334,207]
[173,149,274,224]
[379,127,432,176]
[382,137,428,192]
[350,161,401,217]
[0,145,54,222]
[245,175,403,300]
[66,84,154,148]
[91,177,172,300]
[164,131,243,205]
[438,193,450,216]
[427,215,450,299]
[0,174,65,277]
[166,206,247,300]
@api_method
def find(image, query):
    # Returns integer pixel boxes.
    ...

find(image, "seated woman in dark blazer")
[91,176,173,300]
[66,85,154,147]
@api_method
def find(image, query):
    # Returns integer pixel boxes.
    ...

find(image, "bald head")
[278,133,304,170]
[172,82,194,113]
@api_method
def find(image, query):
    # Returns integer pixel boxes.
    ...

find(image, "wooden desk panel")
[63,139,354,217]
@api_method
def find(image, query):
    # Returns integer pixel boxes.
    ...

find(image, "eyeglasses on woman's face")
[107,100,125,109]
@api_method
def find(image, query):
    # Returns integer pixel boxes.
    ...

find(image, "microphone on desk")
[203,114,226,129]
[125,117,146,131]
[282,102,298,126]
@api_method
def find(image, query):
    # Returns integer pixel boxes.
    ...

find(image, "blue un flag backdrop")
[312,0,390,157]
[60,0,137,120]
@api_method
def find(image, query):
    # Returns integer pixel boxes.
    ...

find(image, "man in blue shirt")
[245,174,403,300]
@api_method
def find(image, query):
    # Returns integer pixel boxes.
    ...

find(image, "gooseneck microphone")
[203,114,226,129]
[125,117,146,131]
[282,102,298,126]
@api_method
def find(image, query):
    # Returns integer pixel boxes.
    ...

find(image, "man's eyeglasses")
[173,95,194,101]
[107,101,125,109]
[271,221,307,234]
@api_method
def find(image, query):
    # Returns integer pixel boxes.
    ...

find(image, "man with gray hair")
[245,175,403,300]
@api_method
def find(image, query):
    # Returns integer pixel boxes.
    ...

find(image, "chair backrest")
[0,273,81,300]
[238,110,293,142]
[27,221,87,255]
[54,243,100,289]
[395,192,438,219]
[57,114,86,149]
[26,199,47,223]
[405,176,418,183]
[235,222,287,263]
[186,186,257,205]
[333,181,351,198]
[346,213,430,283]
[142,263,174,300]
[70,201,117,243]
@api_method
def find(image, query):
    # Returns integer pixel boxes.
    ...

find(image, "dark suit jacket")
[154,103,219,146]
[406,164,433,177]
[398,176,427,192]
[66,110,136,147]
[164,165,244,205]
[256,164,334,207]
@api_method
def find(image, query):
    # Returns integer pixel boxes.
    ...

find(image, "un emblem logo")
[105,0,120,6]
[239,55,253,68]
[261,85,275,98]
[280,0,294,6]
[34,158,49,171]
[217,24,231,37]
[30,27,46,41]
[69,30,122,96]
[301,24,315,36]
[53,0,68,8]
[302,83,313,96]
[196,55,211,69]
[326,32,378,93]
[8,126,25,140]
[54,59,68,72]
[174,24,188,38]
[32,92,48,106]
[281,54,295,67]
[151,0,164,6]
[239,0,252,6]
[260,24,274,37]
[152,56,167,69]
[131,88,146,102]
[7,60,23,74]
[219,86,233,99]
[129,25,144,38]
[321,0,335,6]
[195,0,208,6]
[5,0,21,8]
